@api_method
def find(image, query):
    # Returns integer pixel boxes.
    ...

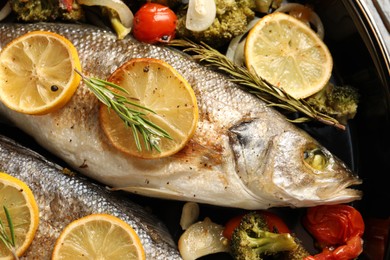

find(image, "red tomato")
[223,211,290,240]
[303,204,365,260]
[132,3,177,44]
[305,237,363,260]
[303,205,364,246]
[60,0,73,11]
[223,214,244,240]
[260,210,291,234]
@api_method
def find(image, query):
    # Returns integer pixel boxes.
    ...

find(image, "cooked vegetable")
[303,204,365,260]
[261,211,291,234]
[132,3,177,43]
[255,0,282,13]
[180,202,200,230]
[230,211,310,260]
[185,0,216,32]
[223,211,290,241]
[178,217,230,260]
[9,0,84,21]
[176,0,256,48]
[306,83,359,125]
[0,2,12,21]
[274,3,324,40]
[77,0,134,39]
[223,213,245,241]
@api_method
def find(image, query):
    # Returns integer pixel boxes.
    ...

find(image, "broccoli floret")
[230,212,310,260]
[175,0,256,48]
[9,0,84,22]
[306,83,359,125]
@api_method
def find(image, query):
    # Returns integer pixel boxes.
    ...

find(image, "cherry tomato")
[61,0,74,11]
[132,3,177,44]
[303,204,365,260]
[223,211,290,240]
[303,204,364,246]
[260,210,291,234]
[223,214,245,240]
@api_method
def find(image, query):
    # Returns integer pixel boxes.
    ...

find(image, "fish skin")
[0,22,362,210]
[0,134,182,259]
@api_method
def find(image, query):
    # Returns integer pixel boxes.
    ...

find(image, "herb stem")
[169,39,345,130]
[75,69,172,151]
[0,206,19,260]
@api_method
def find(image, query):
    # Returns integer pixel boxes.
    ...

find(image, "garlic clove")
[185,0,216,32]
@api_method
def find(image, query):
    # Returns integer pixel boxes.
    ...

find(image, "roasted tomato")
[132,3,177,44]
[303,204,365,260]
[60,0,74,11]
[261,210,291,234]
[223,214,245,240]
[223,210,290,240]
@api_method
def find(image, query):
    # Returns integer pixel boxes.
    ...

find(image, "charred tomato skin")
[132,3,177,44]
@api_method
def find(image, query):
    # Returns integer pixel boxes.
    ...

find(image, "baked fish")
[0,134,181,259]
[0,22,362,210]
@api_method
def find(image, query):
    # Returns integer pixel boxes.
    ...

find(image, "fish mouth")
[308,176,363,205]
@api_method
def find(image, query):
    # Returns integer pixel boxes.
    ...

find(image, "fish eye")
[303,147,329,170]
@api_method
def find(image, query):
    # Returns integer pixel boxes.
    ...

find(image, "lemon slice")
[51,214,145,260]
[0,31,81,114]
[0,172,39,259]
[99,58,199,159]
[245,12,333,99]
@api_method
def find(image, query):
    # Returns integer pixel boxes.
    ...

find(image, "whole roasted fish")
[0,23,362,210]
[0,134,181,259]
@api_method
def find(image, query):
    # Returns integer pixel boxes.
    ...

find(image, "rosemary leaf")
[169,39,345,130]
[75,69,172,152]
[0,206,18,260]
[3,207,15,247]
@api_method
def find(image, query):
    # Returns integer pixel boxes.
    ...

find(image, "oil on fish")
[0,22,362,210]
[0,134,181,259]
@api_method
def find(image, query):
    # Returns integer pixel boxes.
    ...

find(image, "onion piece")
[226,17,260,66]
[185,0,216,32]
[0,2,11,22]
[180,202,200,230]
[275,3,324,40]
[77,0,133,28]
[178,218,230,260]
[255,0,282,13]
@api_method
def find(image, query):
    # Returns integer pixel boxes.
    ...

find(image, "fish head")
[229,118,362,208]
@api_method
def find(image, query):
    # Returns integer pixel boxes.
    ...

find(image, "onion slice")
[77,0,133,28]
[185,0,216,32]
[226,17,260,66]
[0,2,11,21]
[275,3,324,39]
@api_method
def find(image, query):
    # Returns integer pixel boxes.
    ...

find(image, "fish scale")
[0,135,181,259]
[0,22,362,210]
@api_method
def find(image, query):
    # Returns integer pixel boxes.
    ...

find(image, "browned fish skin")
[0,22,361,210]
[0,135,181,259]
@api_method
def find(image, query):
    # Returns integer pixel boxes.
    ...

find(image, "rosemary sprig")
[169,39,346,130]
[75,69,172,152]
[0,206,18,260]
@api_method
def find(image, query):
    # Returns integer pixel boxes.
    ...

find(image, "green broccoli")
[306,83,359,125]
[9,0,84,22]
[230,212,310,260]
[175,0,257,48]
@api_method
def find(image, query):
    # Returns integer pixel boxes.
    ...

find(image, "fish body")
[0,23,362,210]
[0,134,181,259]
